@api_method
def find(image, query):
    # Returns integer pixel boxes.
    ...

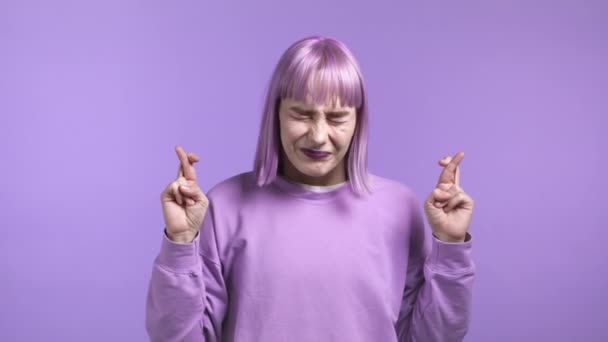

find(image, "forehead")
[282,96,354,111]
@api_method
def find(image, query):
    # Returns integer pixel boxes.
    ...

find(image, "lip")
[301,148,330,160]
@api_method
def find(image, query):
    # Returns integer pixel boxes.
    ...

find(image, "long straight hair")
[253,36,372,196]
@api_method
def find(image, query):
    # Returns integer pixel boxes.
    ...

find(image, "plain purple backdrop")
[1,0,606,341]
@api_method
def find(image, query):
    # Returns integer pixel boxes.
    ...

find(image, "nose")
[308,119,329,146]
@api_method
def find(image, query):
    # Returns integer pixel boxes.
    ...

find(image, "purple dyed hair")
[253,36,372,196]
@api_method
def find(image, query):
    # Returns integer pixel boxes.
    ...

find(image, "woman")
[146,36,475,342]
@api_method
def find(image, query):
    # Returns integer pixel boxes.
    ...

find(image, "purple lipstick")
[301,148,330,160]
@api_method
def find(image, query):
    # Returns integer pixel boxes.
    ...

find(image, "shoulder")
[366,174,426,251]
[366,173,424,218]
[206,171,257,203]
[368,173,418,204]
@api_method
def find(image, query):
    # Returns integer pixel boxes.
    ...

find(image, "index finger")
[437,151,464,186]
[175,145,197,181]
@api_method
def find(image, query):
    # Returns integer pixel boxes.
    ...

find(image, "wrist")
[165,229,197,244]
[433,232,467,243]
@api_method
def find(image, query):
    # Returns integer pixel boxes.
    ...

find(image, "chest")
[222,203,410,303]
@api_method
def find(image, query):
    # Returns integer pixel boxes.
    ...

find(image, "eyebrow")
[289,106,351,116]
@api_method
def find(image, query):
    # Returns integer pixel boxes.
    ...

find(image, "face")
[278,97,357,186]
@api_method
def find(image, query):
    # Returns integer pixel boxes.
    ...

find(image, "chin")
[297,163,335,178]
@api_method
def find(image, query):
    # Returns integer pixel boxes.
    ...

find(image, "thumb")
[425,189,448,210]
[179,184,206,203]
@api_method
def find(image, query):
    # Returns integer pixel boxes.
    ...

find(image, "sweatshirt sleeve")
[145,205,229,342]
[395,195,475,342]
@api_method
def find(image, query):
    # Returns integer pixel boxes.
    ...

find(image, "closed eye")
[292,112,312,120]
[289,106,352,124]
[326,112,351,124]
[328,118,347,124]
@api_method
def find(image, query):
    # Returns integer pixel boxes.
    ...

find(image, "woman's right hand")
[160,145,209,243]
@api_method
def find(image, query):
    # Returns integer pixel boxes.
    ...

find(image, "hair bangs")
[279,45,363,109]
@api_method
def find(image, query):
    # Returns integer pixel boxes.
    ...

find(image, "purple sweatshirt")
[146,172,475,342]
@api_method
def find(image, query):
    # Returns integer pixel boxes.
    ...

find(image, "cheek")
[281,121,308,139]
[333,124,356,148]
[280,121,307,145]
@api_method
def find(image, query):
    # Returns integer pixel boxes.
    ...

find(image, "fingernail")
[181,185,189,190]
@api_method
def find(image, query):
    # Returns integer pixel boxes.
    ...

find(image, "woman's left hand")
[423,151,475,243]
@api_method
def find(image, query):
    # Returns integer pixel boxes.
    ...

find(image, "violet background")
[1,1,606,341]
